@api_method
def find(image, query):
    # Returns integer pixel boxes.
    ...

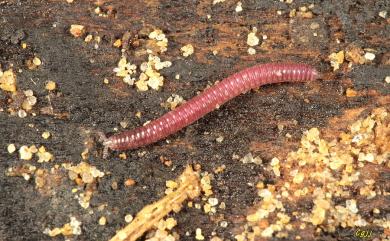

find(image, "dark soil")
[0,0,389,241]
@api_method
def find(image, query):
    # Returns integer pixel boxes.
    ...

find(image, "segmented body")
[104,63,319,151]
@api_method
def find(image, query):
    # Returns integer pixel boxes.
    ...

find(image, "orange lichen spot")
[124,178,136,187]
[45,81,56,91]
[345,45,365,64]
[180,44,194,57]
[44,217,81,237]
[69,24,85,38]
[345,88,358,97]
[113,39,122,48]
[328,51,344,71]
[161,94,185,110]
[0,69,17,92]
[236,108,389,240]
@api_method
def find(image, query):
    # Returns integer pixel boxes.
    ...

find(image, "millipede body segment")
[103,63,319,152]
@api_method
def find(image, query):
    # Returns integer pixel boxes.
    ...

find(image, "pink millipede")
[100,63,319,156]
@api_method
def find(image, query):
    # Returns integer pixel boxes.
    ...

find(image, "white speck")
[24,89,33,96]
[247,31,259,47]
[208,197,219,206]
[247,47,256,55]
[125,214,133,223]
[346,199,359,214]
[385,76,390,84]
[70,216,82,235]
[18,109,27,118]
[240,153,253,164]
[220,221,228,227]
[240,153,262,165]
[364,52,375,61]
[378,10,387,18]
[195,228,205,240]
[235,1,243,12]
[232,153,240,160]
[354,218,368,227]
[216,136,224,143]
[261,226,274,237]
[22,173,31,180]
[213,0,225,4]
[253,156,262,165]
[270,157,279,166]
[7,144,16,154]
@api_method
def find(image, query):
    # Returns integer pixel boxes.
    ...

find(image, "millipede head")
[96,131,111,158]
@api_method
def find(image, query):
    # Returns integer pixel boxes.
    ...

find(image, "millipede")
[100,63,319,156]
